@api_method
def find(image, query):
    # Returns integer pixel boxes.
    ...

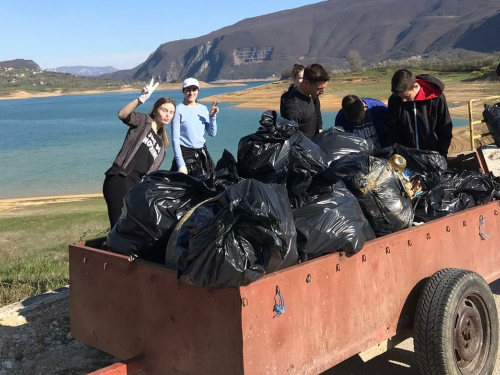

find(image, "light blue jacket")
[171,103,217,168]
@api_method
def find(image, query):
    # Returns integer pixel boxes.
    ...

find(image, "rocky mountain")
[0,59,40,70]
[45,66,118,77]
[110,0,500,82]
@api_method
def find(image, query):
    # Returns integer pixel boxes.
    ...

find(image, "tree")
[347,50,363,73]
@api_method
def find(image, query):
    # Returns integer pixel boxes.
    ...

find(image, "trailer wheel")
[414,268,498,375]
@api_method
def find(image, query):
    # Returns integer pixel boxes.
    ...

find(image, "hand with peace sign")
[209,101,220,116]
[138,77,160,104]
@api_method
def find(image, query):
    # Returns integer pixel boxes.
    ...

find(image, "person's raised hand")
[209,101,219,116]
[138,78,160,104]
[178,166,188,174]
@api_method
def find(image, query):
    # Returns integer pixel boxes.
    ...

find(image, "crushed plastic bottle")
[387,154,407,173]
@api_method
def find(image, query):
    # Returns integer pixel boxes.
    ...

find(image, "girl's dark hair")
[496,62,500,77]
[150,97,176,148]
[291,63,305,79]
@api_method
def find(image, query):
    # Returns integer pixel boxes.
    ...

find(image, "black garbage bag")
[293,184,375,260]
[107,171,216,264]
[258,110,299,137]
[237,111,298,183]
[374,144,447,175]
[421,170,500,204]
[414,188,475,223]
[328,154,414,236]
[213,149,242,193]
[483,103,500,147]
[287,132,328,197]
[414,169,500,222]
[166,179,298,288]
[312,127,373,163]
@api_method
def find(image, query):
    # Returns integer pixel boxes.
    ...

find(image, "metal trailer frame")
[70,199,500,375]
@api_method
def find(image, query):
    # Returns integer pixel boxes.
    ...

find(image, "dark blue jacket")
[335,98,390,149]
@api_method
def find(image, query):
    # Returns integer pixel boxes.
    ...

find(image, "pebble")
[20,334,29,342]
[12,334,20,340]
[43,338,52,345]
[66,332,72,340]
[2,361,12,369]
[51,320,59,326]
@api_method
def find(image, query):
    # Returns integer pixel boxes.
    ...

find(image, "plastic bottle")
[387,154,407,173]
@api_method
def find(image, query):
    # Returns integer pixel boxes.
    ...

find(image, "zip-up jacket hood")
[386,74,453,157]
[414,74,444,101]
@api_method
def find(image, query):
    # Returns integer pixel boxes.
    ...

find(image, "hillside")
[0,59,40,71]
[0,68,137,98]
[110,0,500,82]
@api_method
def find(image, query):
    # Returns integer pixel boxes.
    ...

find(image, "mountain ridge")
[46,66,119,77]
[107,0,500,82]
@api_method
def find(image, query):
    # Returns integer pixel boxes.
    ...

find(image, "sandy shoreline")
[0,193,103,211]
[0,82,246,101]
[198,80,478,119]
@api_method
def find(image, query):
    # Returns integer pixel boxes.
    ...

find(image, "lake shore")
[0,193,103,212]
[199,79,499,119]
[0,82,246,101]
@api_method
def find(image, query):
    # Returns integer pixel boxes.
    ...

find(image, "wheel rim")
[453,293,491,374]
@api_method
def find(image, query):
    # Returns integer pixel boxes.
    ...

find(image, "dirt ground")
[0,290,115,375]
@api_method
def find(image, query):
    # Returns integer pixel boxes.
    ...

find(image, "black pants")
[171,144,215,177]
[102,171,140,228]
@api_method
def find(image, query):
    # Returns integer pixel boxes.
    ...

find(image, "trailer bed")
[70,200,500,375]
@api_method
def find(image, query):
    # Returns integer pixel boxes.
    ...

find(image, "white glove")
[178,166,188,174]
[138,78,160,103]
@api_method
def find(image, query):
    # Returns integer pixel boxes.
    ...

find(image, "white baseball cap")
[182,78,200,89]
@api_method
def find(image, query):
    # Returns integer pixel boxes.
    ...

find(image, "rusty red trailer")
[70,197,500,375]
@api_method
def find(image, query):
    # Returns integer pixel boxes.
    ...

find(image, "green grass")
[0,197,109,306]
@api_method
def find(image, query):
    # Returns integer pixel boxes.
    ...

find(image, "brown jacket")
[108,112,165,176]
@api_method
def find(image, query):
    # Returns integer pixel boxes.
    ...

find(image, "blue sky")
[1,0,324,70]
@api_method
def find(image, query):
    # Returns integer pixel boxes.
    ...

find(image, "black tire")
[414,268,499,375]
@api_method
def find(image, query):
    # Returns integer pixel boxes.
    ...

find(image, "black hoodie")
[280,85,323,139]
[387,74,453,157]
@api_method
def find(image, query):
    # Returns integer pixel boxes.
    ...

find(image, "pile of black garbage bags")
[107,111,500,288]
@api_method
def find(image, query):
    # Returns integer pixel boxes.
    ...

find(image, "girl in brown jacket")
[103,79,175,228]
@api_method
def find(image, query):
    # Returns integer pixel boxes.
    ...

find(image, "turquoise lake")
[0,82,469,199]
